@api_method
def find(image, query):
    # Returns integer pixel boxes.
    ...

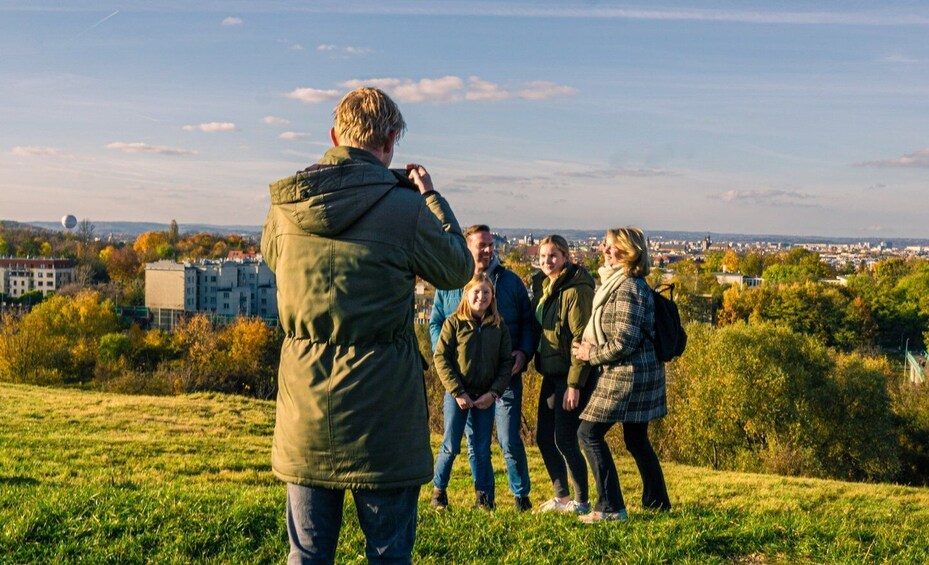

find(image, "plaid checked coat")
[580,276,667,423]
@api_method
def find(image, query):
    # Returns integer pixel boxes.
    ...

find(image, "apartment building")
[0,258,75,298]
[145,258,277,329]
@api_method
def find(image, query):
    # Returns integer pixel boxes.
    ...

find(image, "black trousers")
[577,420,671,513]
[536,375,591,502]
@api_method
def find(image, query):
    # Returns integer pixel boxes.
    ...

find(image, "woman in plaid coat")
[571,227,671,522]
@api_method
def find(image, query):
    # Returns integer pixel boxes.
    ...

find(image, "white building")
[713,272,763,289]
[145,258,277,328]
[0,258,75,298]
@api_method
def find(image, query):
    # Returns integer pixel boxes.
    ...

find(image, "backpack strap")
[643,283,675,346]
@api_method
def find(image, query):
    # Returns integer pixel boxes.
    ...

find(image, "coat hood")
[532,262,595,296]
[268,146,416,237]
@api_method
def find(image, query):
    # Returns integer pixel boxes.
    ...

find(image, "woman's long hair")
[606,227,650,278]
[455,273,504,327]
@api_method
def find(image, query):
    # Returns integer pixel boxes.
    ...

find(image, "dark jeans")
[577,421,671,513]
[285,483,420,564]
[536,375,591,502]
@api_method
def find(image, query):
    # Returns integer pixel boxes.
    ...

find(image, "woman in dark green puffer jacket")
[530,235,595,514]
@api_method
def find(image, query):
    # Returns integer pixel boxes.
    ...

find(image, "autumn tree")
[99,245,142,283]
[0,290,119,383]
[133,231,170,263]
[701,250,724,273]
[721,249,740,273]
[740,251,764,277]
[77,218,95,245]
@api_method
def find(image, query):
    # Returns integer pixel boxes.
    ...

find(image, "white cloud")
[290,44,305,51]
[516,81,580,100]
[344,46,373,55]
[718,189,812,203]
[392,76,464,103]
[262,116,291,126]
[182,122,238,133]
[553,167,673,178]
[279,131,310,140]
[105,142,196,156]
[465,77,511,101]
[271,6,929,26]
[285,87,341,104]
[342,75,577,104]
[857,148,929,168]
[222,16,243,26]
[10,146,71,158]
[883,54,919,64]
[317,44,372,56]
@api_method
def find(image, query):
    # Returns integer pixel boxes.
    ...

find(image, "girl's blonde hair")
[455,274,504,326]
[606,227,650,278]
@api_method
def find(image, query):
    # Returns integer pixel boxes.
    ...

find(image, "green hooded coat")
[261,147,473,489]
[530,263,596,388]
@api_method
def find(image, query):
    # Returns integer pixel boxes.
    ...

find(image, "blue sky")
[2,1,928,237]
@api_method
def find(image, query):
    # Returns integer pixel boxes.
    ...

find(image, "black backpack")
[646,283,687,362]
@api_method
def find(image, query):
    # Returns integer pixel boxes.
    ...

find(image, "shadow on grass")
[0,476,40,486]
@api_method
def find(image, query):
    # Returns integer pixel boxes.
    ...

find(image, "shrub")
[656,322,899,481]
[891,382,929,485]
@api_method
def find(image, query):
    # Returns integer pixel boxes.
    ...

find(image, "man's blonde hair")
[333,87,407,149]
[606,227,650,278]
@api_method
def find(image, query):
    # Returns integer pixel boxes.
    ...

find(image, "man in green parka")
[261,87,473,564]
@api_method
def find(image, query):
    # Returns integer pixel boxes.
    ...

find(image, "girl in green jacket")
[432,273,514,510]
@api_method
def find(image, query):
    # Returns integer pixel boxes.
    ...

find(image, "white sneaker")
[565,500,592,514]
[536,498,591,514]
[535,498,568,513]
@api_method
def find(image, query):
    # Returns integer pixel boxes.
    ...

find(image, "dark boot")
[515,496,532,512]
[474,491,495,510]
[430,488,448,510]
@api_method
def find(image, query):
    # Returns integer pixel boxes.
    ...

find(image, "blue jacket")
[429,261,536,364]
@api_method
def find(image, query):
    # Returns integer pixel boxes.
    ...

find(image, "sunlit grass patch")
[1,383,928,564]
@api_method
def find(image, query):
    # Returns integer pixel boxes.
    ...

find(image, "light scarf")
[582,265,626,346]
[534,268,566,325]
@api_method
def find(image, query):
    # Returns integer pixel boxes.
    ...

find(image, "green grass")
[1,383,928,564]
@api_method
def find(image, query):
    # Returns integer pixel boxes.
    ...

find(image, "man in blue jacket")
[429,224,536,510]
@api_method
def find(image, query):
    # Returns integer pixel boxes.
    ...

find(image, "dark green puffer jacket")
[434,316,514,398]
[261,146,473,489]
[530,263,595,388]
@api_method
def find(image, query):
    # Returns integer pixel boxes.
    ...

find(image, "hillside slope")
[1,383,927,564]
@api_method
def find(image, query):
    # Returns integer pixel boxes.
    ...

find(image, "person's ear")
[330,127,340,147]
[383,130,398,153]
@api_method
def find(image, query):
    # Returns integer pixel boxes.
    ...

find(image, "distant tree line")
[3,237,929,486]
[660,250,929,353]
[0,221,259,308]
[0,290,281,399]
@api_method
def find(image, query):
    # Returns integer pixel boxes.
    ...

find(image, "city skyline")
[2,1,928,237]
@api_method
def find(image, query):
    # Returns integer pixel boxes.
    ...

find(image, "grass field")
[1,383,928,564]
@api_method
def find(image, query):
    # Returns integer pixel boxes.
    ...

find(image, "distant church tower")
[702,233,712,252]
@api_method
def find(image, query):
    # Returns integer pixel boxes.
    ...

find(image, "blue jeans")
[285,483,420,564]
[465,374,532,497]
[433,392,496,497]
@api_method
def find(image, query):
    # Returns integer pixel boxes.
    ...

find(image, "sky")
[1,0,928,238]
